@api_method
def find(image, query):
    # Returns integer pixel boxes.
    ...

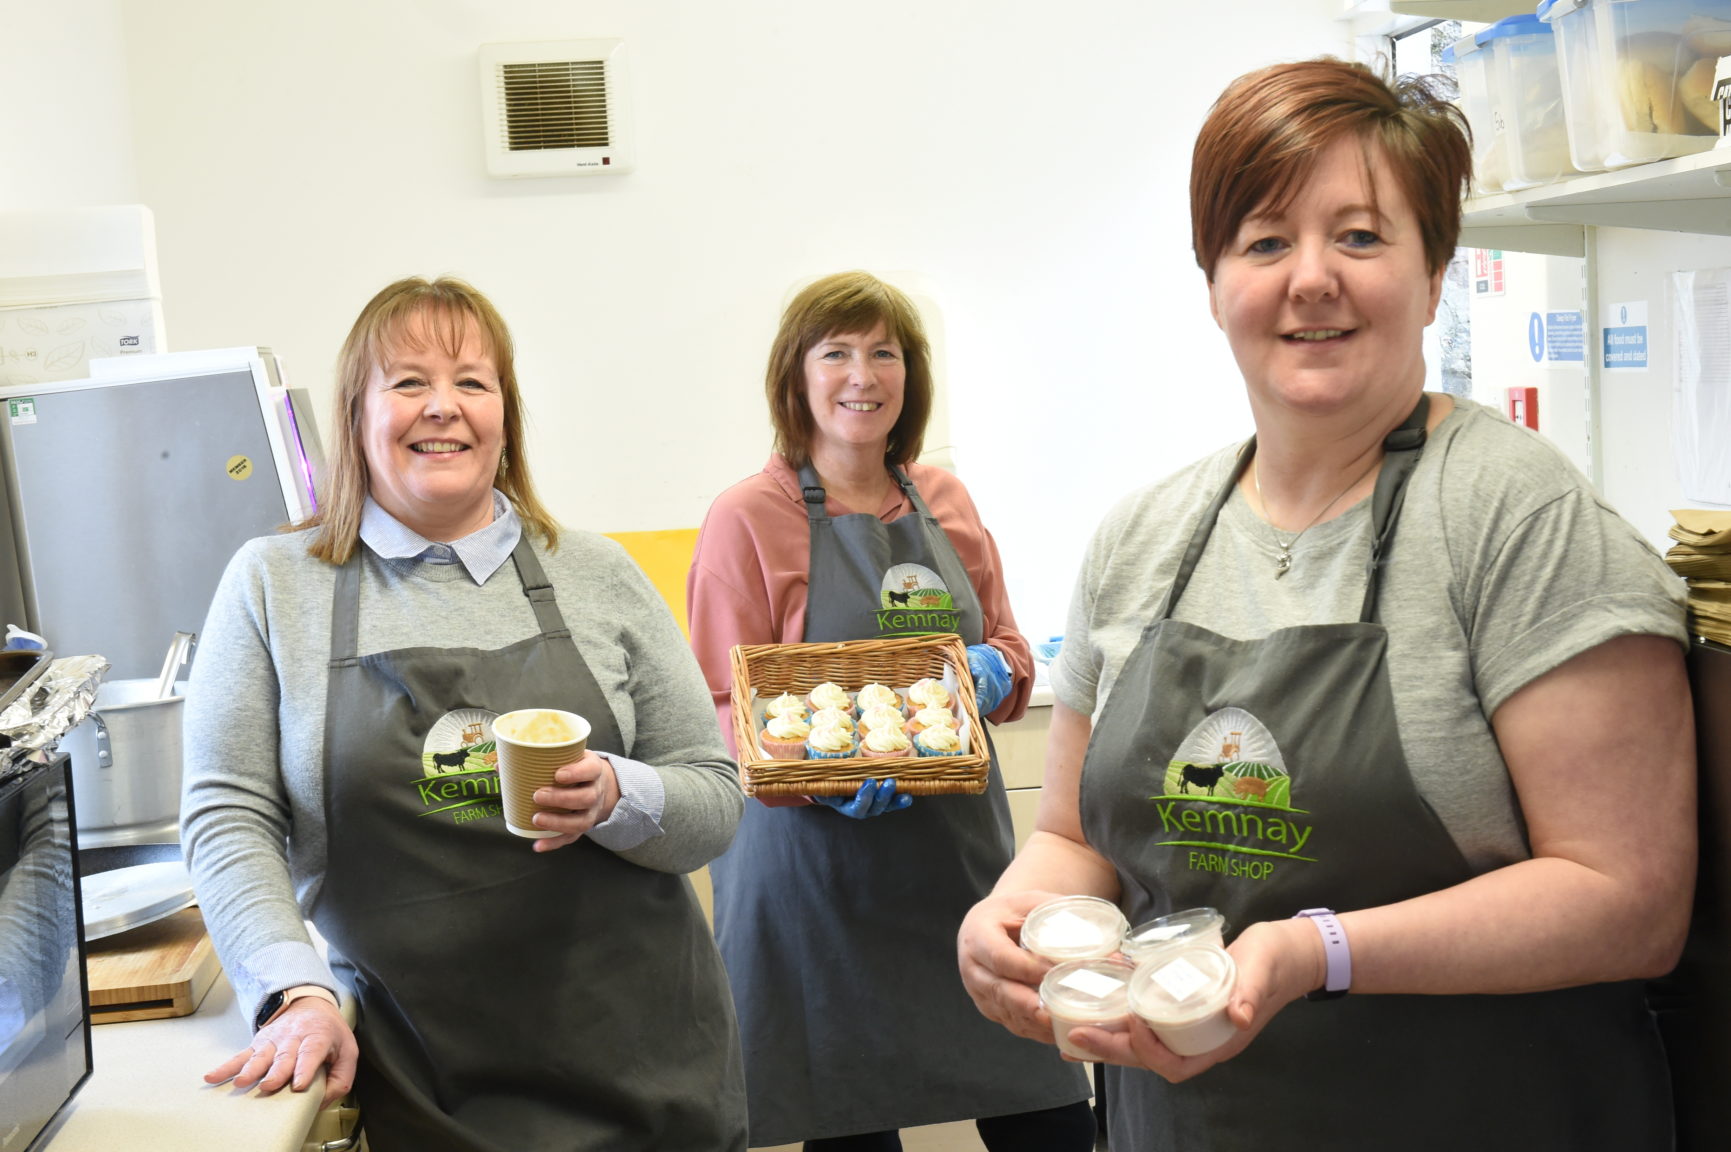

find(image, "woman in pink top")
[686,272,1093,1151]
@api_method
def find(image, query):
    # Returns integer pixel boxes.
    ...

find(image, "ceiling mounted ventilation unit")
[479,39,632,177]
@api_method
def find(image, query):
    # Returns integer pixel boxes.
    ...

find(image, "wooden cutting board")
[85,905,221,1024]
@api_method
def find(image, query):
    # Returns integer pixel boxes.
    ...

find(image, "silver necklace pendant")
[1275,548,1293,577]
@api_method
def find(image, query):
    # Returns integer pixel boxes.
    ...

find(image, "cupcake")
[807,681,854,715]
[861,725,914,759]
[758,714,810,759]
[906,678,951,713]
[914,723,962,757]
[806,724,857,760]
[810,706,856,734]
[763,692,809,722]
[855,682,903,714]
[858,705,907,734]
[907,705,958,735]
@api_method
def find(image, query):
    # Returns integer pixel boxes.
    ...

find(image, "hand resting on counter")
[205,995,357,1109]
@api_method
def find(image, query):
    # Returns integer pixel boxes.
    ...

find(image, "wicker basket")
[729,633,989,796]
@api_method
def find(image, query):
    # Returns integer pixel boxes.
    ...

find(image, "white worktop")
[42,971,339,1152]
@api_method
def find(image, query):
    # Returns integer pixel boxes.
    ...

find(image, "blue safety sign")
[1602,301,1648,371]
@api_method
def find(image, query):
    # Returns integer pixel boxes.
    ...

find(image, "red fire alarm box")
[1506,387,1538,430]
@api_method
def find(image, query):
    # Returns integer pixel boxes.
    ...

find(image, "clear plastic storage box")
[1446,33,1512,194]
[1480,14,1580,188]
[1541,0,1731,170]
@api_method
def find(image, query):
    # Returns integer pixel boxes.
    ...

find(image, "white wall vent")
[479,39,632,178]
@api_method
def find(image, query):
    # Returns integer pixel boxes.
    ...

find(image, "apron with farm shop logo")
[1079,396,1672,1152]
[707,463,1088,1145]
[312,537,745,1152]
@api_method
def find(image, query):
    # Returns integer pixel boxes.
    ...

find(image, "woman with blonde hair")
[183,275,747,1150]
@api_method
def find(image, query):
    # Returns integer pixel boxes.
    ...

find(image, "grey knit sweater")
[180,526,740,1026]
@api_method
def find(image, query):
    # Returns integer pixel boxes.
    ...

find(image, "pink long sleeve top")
[687,454,1035,785]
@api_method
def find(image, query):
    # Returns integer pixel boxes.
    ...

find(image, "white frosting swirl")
[907,678,950,709]
[855,683,901,711]
[862,726,913,754]
[764,715,811,741]
[765,693,807,719]
[808,682,852,710]
[916,724,961,753]
[810,707,855,733]
[807,726,855,754]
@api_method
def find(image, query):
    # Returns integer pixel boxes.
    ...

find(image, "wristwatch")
[1293,908,1351,1001]
[254,984,340,1030]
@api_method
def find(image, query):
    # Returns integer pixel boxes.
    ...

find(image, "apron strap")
[510,536,573,639]
[330,551,364,664]
[796,463,830,523]
[1358,394,1431,623]
[1159,394,1432,625]
[889,463,941,523]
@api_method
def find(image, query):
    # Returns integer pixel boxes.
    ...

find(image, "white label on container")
[1035,909,1105,950]
[1135,924,1186,944]
[1058,968,1126,1000]
[1151,957,1210,1004]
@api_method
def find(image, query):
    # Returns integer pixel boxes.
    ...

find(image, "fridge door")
[0,367,300,680]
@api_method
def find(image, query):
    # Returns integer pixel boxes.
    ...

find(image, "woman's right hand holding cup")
[957,889,1065,1045]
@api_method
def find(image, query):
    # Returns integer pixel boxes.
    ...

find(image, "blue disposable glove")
[967,643,1013,716]
[813,778,913,819]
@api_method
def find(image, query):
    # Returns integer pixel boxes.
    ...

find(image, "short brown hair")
[765,271,933,468]
[299,276,560,563]
[1190,58,1471,279]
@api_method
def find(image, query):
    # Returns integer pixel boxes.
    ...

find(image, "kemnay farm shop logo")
[1153,707,1310,881]
[415,709,502,826]
[876,562,959,636]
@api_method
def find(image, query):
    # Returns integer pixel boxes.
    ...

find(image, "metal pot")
[62,679,185,848]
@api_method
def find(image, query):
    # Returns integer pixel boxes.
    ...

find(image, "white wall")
[1470,228,1731,553]
[104,0,1351,638]
[0,0,136,207]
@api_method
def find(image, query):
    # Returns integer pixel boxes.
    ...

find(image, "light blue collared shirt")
[359,490,521,584]
[356,491,666,846]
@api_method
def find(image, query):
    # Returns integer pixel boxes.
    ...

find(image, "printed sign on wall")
[1602,301,1649,371]
[1473,249,1505,297]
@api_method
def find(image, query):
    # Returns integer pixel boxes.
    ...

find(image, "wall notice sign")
[1473,249,1505,297]
[1545,311,1584,363]
[6,397,36,425]
[1602,301,1649,371]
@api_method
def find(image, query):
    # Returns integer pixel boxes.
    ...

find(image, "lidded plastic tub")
[1020,895,1129,962]
[1446,32,1512,194]
[1120,907,1229,964]
[1541,0,1731,170]
[1479,14,1580,187]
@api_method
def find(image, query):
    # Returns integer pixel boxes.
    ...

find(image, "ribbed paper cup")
[491,709,590,838]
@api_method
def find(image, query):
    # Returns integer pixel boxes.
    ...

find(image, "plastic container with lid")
[1478,14,1580,187]
[1541,0,1731,170]
[1446,32,1512,195]
[1040,957,1136,1059]
[1019,895,1129,962]
[1127,943,1239,1057]
[1120,907,1228,964]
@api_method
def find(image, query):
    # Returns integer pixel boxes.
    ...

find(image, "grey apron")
[709,464,1089,1145]
[313,538,746,1152]
[1080,398,1673,1151]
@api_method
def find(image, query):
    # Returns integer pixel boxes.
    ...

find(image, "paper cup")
[491,708,591,838]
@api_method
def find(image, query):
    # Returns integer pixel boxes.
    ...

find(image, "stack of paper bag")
[1667,509,1731,646]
